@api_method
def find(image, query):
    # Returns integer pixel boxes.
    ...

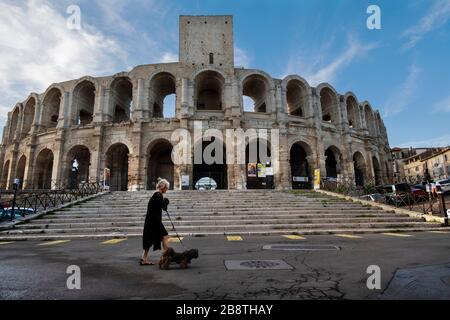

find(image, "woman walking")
[140,178,170,266]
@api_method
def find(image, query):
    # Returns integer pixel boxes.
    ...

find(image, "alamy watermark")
[67,5,81,30]
[66,265,81,290]
[367,5,381,30]
[366,265,381,290]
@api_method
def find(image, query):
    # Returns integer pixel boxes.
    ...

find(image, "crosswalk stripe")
[0,242,15,245]
[168,237,184,243]
[38,240,71,246]
[283,235,306,240]
[382,233,412,238]
[428,231,450,234]
[335,234,363,239]
[101,239,127,245]
[227,236,243,241]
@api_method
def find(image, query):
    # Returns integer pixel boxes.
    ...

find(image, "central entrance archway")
[246,139,271,189]
[106,144,129,191]
[290,142,312,189]
[147,141,174,190]
[193,138,228,190]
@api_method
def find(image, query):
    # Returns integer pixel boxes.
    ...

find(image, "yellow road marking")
[428,231,450,234]
[227,236,243,241]
[38,240,71,246]
[335,234,363,239]
[382,233,412,238]
[283,235,306,240]
[101,239,127,245]
[168,237,184,243]
[0,242,15,245]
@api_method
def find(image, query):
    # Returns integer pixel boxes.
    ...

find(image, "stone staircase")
[0,190,446,240]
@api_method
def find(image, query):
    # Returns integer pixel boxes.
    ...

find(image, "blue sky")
[0,0,449,147]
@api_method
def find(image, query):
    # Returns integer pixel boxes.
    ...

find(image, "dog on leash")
[159,248,199,270]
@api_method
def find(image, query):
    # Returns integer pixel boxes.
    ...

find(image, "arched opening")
[195,71,224,111]
[73,80,95,126]
[385,161,391,183]
[1,160,10,190]
[151,72,176,118]
[286,80,308,117]
[325,146,342,179]
[193,138,228,190]
[9,108,20,143]
[246,138,272,189]
[105,144,129,191]
[111,77,133,123]
[66,146,91,189]
[34,149,54,190]
[290,142,312,189]
[42,88,61,130]
[353,152,366,187]
[372,156,382,186]
[16,156,27,190]
[22,98,36,137]
[320,87,339,124]
[147,141,174,190]
[364,106,376,136]
[346,96,359,129]
[243,75,268,113]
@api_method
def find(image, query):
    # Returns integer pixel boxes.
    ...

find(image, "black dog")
[159,248,199,269]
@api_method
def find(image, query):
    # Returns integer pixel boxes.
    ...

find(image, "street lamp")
[11,178,20,221]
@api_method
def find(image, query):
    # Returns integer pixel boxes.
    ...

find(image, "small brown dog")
[159,248,199,270]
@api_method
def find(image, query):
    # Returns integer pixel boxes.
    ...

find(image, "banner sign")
[257,163,266,178]
[313,169,321,190]
[247,163,257,177]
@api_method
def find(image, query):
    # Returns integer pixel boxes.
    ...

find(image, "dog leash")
[164,210,186,248]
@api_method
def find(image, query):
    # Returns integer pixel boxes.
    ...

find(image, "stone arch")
[8,105,21,143]
[150,72,176,118]
[345,93,360,129]
[325,145,342,178]
[110,77,133,123]
[372,156,382,185]
[65,145,91,189]
[194,70,225,111]
[353,151,367,187]
[1,160,11,189]
[22,97,36,137]
[72,80,96,126]
[317,84,340,124]
[34,148,54,189]
[42,87,62,130]
[105,143,129,191]
[15,155,27,189]
[363,103,376,136]
[146,139,174,190]
[242,73,271,113]
[245,137,272,189]
[285,77,311,117]
[290,141,314,189]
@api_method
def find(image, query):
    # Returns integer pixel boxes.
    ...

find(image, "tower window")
[209,53,214,65]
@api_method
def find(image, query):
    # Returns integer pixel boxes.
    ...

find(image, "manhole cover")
[263,244,341,251]
[225,260,293,270]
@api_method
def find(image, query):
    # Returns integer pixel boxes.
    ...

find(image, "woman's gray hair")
[156,178,170,191]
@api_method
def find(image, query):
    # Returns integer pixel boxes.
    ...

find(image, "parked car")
[0,207,35,220]
[435,179,450,194]
[360,193,386,203]
[410,187,428,201]
[376,183,414,206]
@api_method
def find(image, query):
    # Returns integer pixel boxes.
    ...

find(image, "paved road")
[1,231,450,300]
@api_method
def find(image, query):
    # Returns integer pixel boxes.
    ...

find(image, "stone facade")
[0,15,392,191]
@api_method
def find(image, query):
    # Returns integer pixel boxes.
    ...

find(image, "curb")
[0,191,110,231]
[315,189,446,225]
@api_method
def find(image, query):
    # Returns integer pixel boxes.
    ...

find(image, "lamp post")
[11,178,20,221]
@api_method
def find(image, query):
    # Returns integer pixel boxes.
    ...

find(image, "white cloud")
[402,0,450,50]
[433,95,450,113]
[383,63,421,117]
[286,36,378,86]
[399,134,450,148]
[0,0,126,136]
[235,47,251,68]
[160,52,178,63]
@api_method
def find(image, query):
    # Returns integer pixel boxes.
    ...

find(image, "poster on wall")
[247,163,257,177]
[181,175,190,187]
[314,169,321,190]
[257,163,266,178]
[104,168,111,191]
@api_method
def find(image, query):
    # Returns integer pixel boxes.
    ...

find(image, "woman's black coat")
[142,192,169,251]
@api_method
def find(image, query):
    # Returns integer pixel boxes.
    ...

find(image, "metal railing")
[320,176,449,219]
[0,182,105,222]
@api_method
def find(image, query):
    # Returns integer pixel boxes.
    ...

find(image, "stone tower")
[179,15,234,70]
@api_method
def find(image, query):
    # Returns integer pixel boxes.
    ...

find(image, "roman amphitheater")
[0,15,392,192]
